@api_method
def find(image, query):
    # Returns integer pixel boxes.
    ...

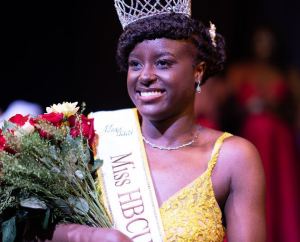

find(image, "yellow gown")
[160,132,232,242]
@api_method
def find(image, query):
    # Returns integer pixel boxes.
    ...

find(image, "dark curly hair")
[116,13,226,84]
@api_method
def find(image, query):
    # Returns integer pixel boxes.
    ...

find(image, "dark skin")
[128,38,266,242]
[48,38,265,242]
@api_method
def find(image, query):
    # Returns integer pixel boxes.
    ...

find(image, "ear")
[194,61,206,83]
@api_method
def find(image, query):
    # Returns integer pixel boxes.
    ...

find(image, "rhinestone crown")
[114,0,192,29]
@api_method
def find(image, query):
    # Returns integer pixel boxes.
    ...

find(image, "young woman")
[48,9,266,242]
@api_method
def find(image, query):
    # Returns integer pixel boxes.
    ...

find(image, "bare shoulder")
[199,128,264,183]
[201,128,261,165]
[222,134,261,162]
[218,135,266,241]
[220,134,265,191]
[221,134,262,170]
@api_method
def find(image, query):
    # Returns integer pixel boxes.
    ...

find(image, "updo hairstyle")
[116,13,226,84]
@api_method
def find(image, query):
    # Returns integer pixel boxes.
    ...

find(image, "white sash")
[90,109,165,242]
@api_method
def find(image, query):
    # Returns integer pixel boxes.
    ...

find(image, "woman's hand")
[46,224,133,242]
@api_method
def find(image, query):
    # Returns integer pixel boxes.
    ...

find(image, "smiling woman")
[119,14,224,125]
[46,1,266,242]
[127,38,200,121]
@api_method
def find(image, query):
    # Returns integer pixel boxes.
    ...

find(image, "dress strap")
[207,132,232,175]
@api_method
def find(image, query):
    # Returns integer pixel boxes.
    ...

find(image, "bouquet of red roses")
[0,102,111,242]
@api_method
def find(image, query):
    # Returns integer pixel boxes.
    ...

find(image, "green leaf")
[2,120,16,132]
[75,170,85,180]
[54,199,72,215]
[42,208,51,230]
[1,216,16,242]
[68,197,89,215]
[92,159,103,172]
[20,197,47,210]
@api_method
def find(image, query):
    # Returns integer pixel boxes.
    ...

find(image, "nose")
[138,64,157,85]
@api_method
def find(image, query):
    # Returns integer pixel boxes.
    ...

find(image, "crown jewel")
[209,21,217,47]
[114,0,192,29]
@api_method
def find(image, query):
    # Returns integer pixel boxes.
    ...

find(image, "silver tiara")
[114,0,192,29]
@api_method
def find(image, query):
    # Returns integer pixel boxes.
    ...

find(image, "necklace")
[142,129,200,151]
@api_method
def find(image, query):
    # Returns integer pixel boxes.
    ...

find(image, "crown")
[114,0,192,29]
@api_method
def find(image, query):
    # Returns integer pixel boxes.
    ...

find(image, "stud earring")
[196,81,201,93]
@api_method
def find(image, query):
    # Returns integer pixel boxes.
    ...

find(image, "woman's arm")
[224,137,266,242]
[44,224,133,242]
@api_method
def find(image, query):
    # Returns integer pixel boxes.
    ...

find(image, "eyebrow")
[155,51,176,58]
[129,51,176,59]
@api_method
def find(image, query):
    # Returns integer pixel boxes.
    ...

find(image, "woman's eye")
[156,59,173,69]
[128,60,142,70]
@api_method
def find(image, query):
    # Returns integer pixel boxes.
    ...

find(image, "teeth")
[140,91,162,97]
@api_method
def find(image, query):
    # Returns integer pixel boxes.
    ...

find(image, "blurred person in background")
[226,26,300,242]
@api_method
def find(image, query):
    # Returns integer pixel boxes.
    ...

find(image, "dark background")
[1,0,300,113]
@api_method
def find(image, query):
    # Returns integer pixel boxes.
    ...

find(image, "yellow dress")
[160,132,232,242]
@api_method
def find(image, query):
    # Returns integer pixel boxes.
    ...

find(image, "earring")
[196,81,201,93]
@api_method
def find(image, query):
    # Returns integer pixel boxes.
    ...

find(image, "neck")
[140,112,199,147]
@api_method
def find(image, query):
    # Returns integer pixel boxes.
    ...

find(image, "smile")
[140,91,164,97]
[136,89,166,102]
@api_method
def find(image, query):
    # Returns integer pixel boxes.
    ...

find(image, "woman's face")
[127,38,203,121]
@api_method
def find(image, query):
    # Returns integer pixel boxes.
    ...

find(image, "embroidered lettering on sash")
[90,109,165,242]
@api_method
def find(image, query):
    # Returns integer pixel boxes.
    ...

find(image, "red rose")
[0,130,15,154]
[38,112,64,126]
[29,118,52,139]
[30,113,63,139]
[77,115,94,139]
[9,114,29,126]
[29,117,36,126]
[38,129,51,139]
[82,116,95,145]
[68,115,77,127]
[68,115,95,146]
[0,130,6,151]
